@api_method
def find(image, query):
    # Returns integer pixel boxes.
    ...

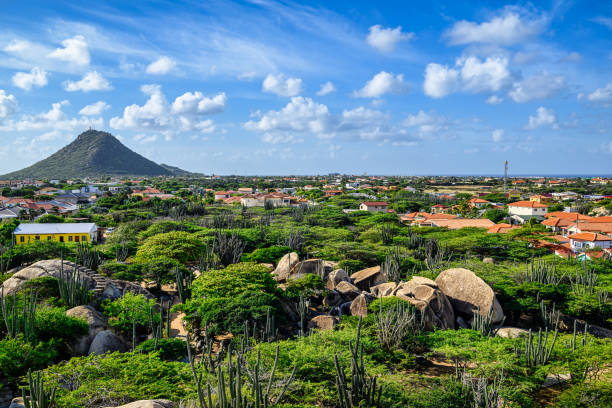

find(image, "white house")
[508,200,548,224]
[568,232,612,251]
[214,191,232,200]
[359,201,388,212]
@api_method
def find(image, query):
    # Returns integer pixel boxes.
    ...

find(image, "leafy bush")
[242,245,291,264]
[136,338,187,361]
[22,276,60,300]
[556,382,612,407]
[34,306,89,343]
[99,262,144,282]
[102,292,158,333]
[0,335,57,379]
[41,352,194,408]
[284,274,325,299]
[37,214,65,223]
[138,220,202,240]
[179,262,281,335]
[134,231,204,264]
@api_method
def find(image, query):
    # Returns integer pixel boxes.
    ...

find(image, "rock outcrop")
[394,277,455,329]
[350,294,369,317]
[350,266,386,291]
[88,330,127,355]
[288,259,326,281]
[104,401,174,408]
[1,260,93,295]
[309,315,339,331]
[67,305,108,355]
[272,252,300,282]
[435,268,504,323]
[326,269,350,290]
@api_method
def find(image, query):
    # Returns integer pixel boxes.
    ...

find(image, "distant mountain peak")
[1,129,192,179]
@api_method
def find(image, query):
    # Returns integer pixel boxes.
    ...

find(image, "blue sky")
[0,0,611,176]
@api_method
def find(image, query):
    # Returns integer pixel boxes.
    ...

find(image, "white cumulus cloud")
[366,25,414,52]
[48,35,90,65]
[579,83,612,104]
[492,129,504,142]
[526,106,558,129]
[424,56,511,98]
[262,73,303,97]
[146,56,177,75]
[486,95,503,104]
[79,101,110,116]
[445,8,547,46]
[353,71,408,98]
[12,67,48,91]
[171,92,227,115]
[316,81,336,96]
[64,71,112,92]
[0,90,18,120]
[509,74,565,103]
[403,110,449,136]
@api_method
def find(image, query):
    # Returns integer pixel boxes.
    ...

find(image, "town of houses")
[1,175,611,261]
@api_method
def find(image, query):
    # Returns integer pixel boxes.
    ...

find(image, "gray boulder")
[309,315,339,331]
[9,398,25,408]
[88,330,127,355]
[67,305,108,355]
[1,260,93,295]
[496,327,530,339]
[350,266,386,291]
[370,282,397,297]
[326,269,350,290]
[323,290,343,307]
[435,268,504,323]
[350,294,369,317]
[271,252,299,282]
[335,281,360,300]
[104,401,174,408]
[395,280,455,330]
[288,259,326,281]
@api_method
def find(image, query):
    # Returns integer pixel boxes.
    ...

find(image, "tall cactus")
[524,257,563,285]
[515,321,559,368]
[57,257,91,307]
[76,243,101,271]
[22,369,56,408]
[334,317,382,408]
[176,267,193,303]
[570,262,598,295]
[1,287,37,340]
[471,307,505,337]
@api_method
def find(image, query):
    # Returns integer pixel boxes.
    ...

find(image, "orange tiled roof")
[572,222,612,234]
[487,223,519,233]
[568,232,612,242]
[431,219,495,229]
[545,212,592,221]
[508,200,548,208]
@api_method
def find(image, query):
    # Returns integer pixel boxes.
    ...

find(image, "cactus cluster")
[334,317,382,408]
[58,257,91,307]
[297,295,309,338]
[214,229,245,266]
[471,307,505,337]
[1,287,37,340]
[565,320,588,352]
[524,257,563,285]
[455,365,505,408]
[515,324,559,367]
[539,301,560,330]
[115,241,129,262]
[570,262,599,295]
[176,266,193,303]
[22,369,56,408]
[381,246,403,283]
[376,295,422,350]
[76,243,101,271]
[186,336,296,408]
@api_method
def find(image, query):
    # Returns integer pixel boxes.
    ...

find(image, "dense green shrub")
[138,221,202,240]
[41,352,194,407]
[22,276,60,299]
[134,231,204,264]
[0,336,57,379]
[136,338,187,361]
[34,307,89,343]
[556,382,612,407]
[179,263,281,335]
[242,245,291,264]
[99,262,144,282]
[284,274,325,299]
[102,292,158,333]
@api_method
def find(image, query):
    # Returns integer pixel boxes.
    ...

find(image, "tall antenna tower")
[503,160,508,192]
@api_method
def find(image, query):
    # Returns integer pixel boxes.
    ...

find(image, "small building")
[508,200,548,224]
[429,218,495,230]
[468,198,490,208]
[13,223,98,245]
[568,232,612,252]
[359,201,388,212]
[214,191,232,200]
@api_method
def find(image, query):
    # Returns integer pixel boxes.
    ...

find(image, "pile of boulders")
[273,253,505,331]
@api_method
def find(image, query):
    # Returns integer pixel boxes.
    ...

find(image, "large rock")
[309,315,338,331]
[370,282,397,297]
[326,269,350,290]
[395,278,455,330]
[1,259,93,295]
[67,305,108,355]
[88,330,127,355]
[496,327,529,339]
[9,398,25,408]
[335,281,360,300]
[288,259,326,281]
[272,252,299,282]
[350,294,368,317]
[350,266,386,291]
[435,268,504,323]
[393,277,437,297]
[104,401,174,408]
[323,290,343,307]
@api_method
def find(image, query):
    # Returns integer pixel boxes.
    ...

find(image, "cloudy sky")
[0,0,611,175]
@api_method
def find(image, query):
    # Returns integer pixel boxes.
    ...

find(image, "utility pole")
[503,160,508,193]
